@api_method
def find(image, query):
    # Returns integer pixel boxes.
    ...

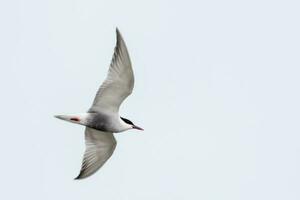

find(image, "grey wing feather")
[75,128,117,180]
[89,28,134,114]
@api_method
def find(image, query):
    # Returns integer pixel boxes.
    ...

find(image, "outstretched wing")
[89,28,134,114]
[75,128,117,180]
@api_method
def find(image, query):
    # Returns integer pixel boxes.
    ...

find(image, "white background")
[1,0,300,199]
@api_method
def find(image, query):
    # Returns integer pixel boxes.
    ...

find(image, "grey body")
[55,28,143,180]
[86,112,127,133]
[86,112,113,131]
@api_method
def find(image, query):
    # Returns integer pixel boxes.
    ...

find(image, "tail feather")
[54,113,90,126]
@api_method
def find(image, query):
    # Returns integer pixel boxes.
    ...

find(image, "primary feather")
[89,28,134,114]
[75,128,116,180]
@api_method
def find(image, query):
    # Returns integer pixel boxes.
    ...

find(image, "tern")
[55,28,143,180]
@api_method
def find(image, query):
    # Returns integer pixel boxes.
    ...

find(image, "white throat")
[117,117,132,132]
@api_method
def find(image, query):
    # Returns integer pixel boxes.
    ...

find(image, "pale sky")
[1,0,300,199]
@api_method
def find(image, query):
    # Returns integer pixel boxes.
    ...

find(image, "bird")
[55,28,143,180]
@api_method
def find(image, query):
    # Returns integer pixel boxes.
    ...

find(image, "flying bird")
[55,28,143,180]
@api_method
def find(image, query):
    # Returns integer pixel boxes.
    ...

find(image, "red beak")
[133,125,144,131]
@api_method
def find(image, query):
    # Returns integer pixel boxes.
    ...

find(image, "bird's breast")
[87,112,122,132]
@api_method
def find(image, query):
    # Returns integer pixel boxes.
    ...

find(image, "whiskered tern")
[55,28,143,180]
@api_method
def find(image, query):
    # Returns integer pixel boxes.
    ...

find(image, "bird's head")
[120,117,144,131]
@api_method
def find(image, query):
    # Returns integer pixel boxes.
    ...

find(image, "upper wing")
[89,28,134,114]
[75,127,117,180]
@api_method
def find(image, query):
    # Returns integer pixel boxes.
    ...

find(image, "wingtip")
[74,171,91,180]
[74,173,83,180]
[116,27,122,39]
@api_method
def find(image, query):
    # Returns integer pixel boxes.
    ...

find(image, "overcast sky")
[1,0,300,199]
